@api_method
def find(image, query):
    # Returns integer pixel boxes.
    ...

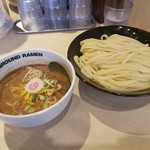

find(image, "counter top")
[1,2,150,150]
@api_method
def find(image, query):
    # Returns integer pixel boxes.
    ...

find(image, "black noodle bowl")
[67,25,150,97]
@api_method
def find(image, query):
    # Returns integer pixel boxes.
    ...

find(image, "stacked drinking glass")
[69,0,92,28]
[43,0,68,29]
[18,0,46,31]
[0,0,13,37]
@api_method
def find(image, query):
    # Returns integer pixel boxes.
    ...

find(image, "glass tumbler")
[18,0,46,31]
[43,0,68,29]
[69,0,92,28]
[0,0,13,38]
[104,0,133,26]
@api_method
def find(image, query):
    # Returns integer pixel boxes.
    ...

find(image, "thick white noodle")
[74,34,150,93]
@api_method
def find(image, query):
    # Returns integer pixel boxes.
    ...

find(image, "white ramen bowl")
[0,49,75,127]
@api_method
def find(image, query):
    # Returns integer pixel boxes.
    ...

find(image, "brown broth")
[0,64,71,115]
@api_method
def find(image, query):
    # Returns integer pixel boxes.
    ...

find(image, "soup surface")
[0,63,70,115]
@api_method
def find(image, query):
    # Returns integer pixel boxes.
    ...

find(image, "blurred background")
[7,0,150,31]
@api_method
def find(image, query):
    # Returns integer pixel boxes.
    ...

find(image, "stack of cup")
[43,0,68,29]
[0,0,13,38]
[69,0,92,28]
[18,0,46,31]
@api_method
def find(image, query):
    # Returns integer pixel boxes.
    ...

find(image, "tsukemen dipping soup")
[0,62,71,115]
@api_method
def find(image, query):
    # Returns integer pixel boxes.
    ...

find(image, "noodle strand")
[74,34,150,94]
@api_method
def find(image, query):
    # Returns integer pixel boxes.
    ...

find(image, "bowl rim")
[0,49,76,118]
